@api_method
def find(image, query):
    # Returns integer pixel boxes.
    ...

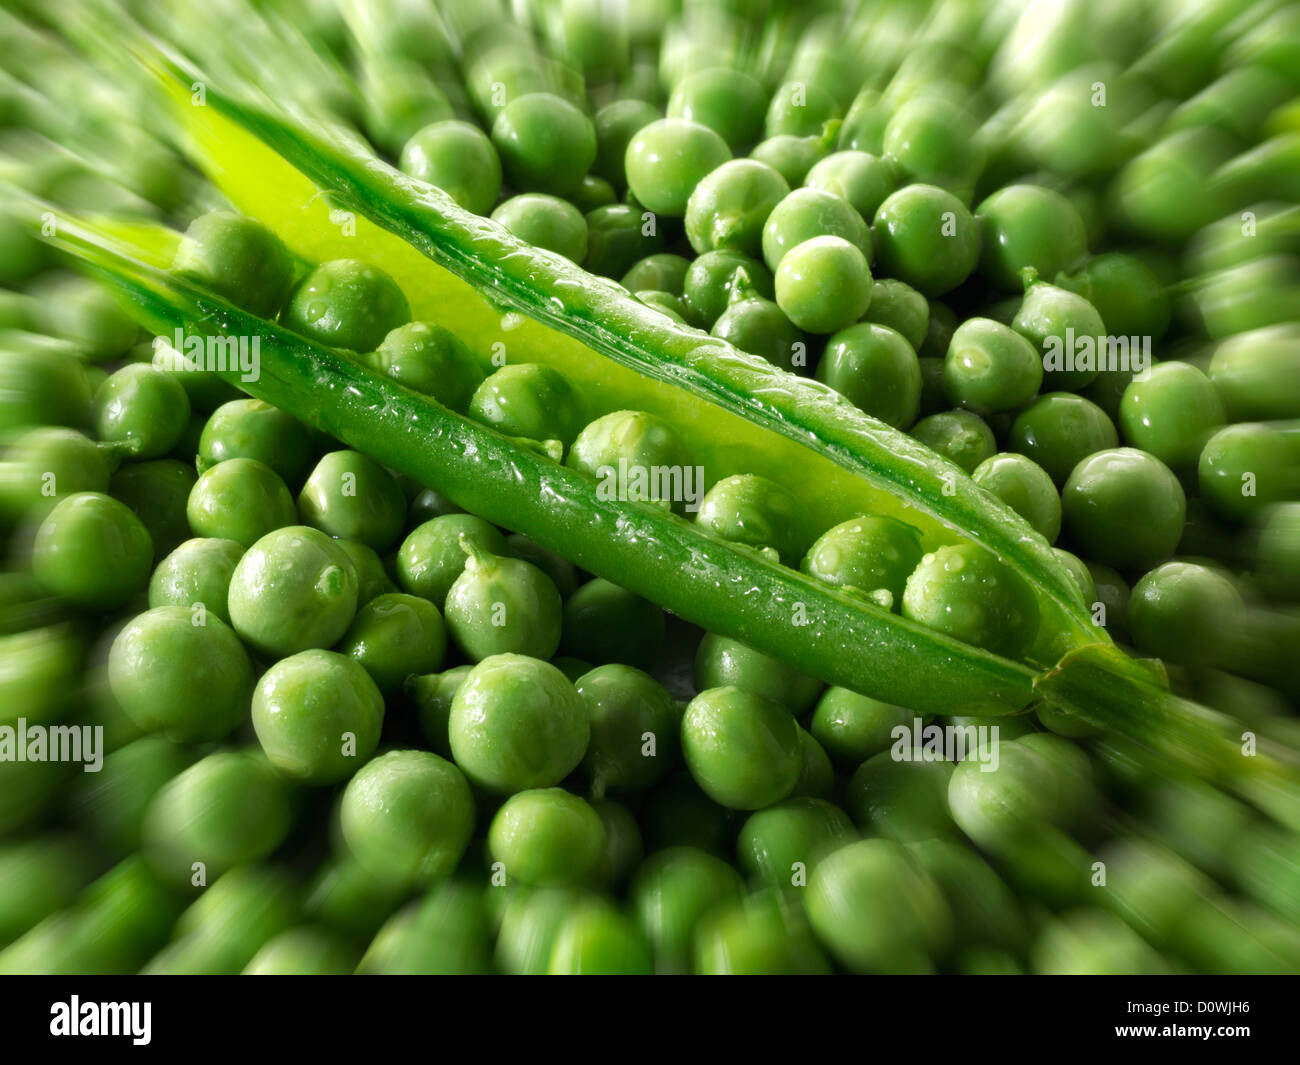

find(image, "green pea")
[972,453,1062,542]
[396,514,508,606]
[910,410,997,474]
[571,174,617,213]
[467,363,586,448]
[0,839,91,949]
[38,276,139,363]
[1112,128,1229,243]
[491,193,588,262]
[791,727,835,799]
[976,184,1088,292]
[109,606,252,742]
[844,752,956,843]
[197,398,315,487]
[684,159,789,258]
[737,797,856,889]
[588,798,644,890]
[340,750,476,889]
[243,926,356,976]
[333,538,398,606]
[406,665,472,758]
[32,492,153,611]
[711,281,806,373]
[1055,251,1171,341]
[296,449,406,551]
[593,99,662,187]
[251,649,384,783]
[1011,278,1107,392]
[400,120,502,215]
[280,259,410,354]
[838,87,889,153]
[668,67,765,151]
[567,409,689,509]
[1128,561,1245,667]
[1009,392,1119,484]
[0,339,93,435]
[141,751,292,886]
[67,737,193,858]
[335,592,447,694]
[93,364,190,461]
[172,211,295,317]
[489,788,605,887]
[681,686,803,811]
[805,838,951,973]
[1087,561,1131,637]
[227,525,360,658]
[695,472,813,565]
[947,741,1059,852]
[630,846,743,973]
[636,289,688,323]
[1257,502,1300,601]
[816,321,922,428]
[804,150,895,222]
[448,653,589,793]
[943,317,1044,414]
[919,299,959,360]
[800,515,925,611]
[561,578,665,668]
[765,79,839,138]
[357,880,492,975]
[903,542,1041,658]
[858,278,928,352]
[109,458,196,561]
[444,538,562,661]
[780,235,873,335]
[407,487,465,524]
[810,687,918,767]
[761,187,871,273]
[492,93,596,197]
[1208,324,1300,421]
[750,133,831,186]
[1119,362,1226,470]
[577,663,681,795]
[620,252,691,295]
[365,321,486,411]
[872,184,979,296]
[145,865,299,975]
[624,118,732,217]
[1061,448,1187,570]
[681,249,773,328]
[0,427,113,517]
[548,899,654,974]
[882,95,981,200]
[495,885,583,974]
[694,891,832,974]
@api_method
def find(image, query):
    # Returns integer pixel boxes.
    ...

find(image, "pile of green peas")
[2,0,1300,977]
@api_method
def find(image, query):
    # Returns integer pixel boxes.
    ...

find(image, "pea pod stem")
[1035,644,1300,831]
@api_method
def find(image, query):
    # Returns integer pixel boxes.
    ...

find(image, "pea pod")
[41,208,1031,718]
[135,50,1094,665]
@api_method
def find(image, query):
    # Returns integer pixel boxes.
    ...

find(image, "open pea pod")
[42,205,1034,719]
[139,49,1098,667]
